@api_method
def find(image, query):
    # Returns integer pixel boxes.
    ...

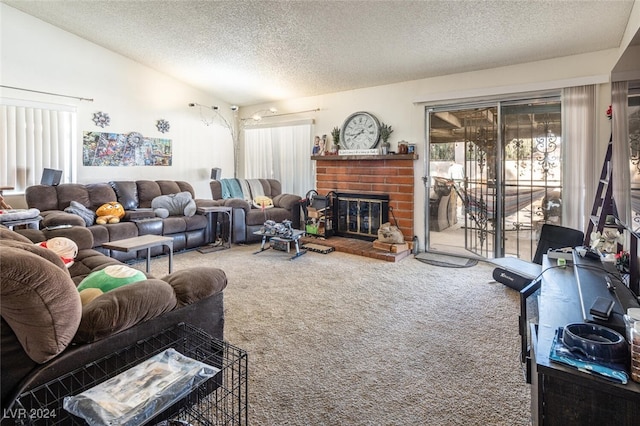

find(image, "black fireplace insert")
[335,192,389,241]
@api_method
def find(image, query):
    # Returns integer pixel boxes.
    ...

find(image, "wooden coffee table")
[103,235,174,273]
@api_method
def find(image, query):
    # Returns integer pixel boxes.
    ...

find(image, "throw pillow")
[64,200,96,226]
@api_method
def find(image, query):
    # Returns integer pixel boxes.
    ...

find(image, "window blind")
[0,100,76,193]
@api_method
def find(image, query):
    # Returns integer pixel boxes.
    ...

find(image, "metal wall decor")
[92,111,110,127]
[156,119,170,133]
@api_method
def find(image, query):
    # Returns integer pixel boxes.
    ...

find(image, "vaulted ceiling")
[3,0,637,106]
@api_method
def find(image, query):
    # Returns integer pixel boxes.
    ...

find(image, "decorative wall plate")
[127,132,144,145]
[156,119,170,133]
[92,111,110,128]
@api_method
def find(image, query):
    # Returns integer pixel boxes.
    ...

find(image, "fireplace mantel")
[311,154,418,161]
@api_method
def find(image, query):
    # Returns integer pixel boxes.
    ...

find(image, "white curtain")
[244,121,313,197]
[561,85,597,233]
[611,81,630,227]
[0,100,76,193]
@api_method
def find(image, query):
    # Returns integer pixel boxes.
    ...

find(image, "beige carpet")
[143,245,531,425]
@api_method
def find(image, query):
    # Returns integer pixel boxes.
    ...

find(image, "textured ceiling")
[3,0,636,106]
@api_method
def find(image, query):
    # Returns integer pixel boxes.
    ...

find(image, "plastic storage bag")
[63,348,219,426]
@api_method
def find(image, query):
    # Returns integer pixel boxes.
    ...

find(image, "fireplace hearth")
[335,192,389,241]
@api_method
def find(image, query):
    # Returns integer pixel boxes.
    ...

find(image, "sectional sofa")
[25,180,220,261]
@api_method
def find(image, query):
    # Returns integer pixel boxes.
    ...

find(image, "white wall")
[0,4,235,206]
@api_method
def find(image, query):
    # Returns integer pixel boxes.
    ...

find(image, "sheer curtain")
[561,85,597,233]
[0,100,76,193]
[611,81,630,227]
[244,120,313,197]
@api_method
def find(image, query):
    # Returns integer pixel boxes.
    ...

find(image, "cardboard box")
[307,207,326,219]
[372,240,409,253]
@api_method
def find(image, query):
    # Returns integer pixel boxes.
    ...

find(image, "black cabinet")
[524,255,640,425]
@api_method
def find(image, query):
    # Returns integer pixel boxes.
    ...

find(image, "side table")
[198,206,233,253]
[1,215,42,231]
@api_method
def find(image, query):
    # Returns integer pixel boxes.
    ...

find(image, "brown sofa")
[209,178,302,243]
[0,224,227,415]
[25,180,214,261]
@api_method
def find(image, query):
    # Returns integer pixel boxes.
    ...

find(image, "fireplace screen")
[336,193,389,240]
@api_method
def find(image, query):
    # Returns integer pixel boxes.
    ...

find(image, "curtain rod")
[0,85,94,102]
[262,108,320,119]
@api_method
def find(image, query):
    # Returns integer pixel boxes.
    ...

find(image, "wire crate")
[6,323,248,426]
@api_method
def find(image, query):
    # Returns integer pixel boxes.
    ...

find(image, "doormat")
[301,243,335,254]
[415,252,478,268]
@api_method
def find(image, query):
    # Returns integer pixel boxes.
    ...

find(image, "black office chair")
[531,223,585,265]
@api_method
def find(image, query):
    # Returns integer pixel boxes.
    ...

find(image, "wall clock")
[340,111,381,150]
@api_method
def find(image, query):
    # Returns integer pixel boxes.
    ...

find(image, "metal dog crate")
[6,323,248,426]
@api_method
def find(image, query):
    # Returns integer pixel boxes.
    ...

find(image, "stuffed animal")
[377,222,405,244]
[151,191,196,218]
[35,237,78,268]
[253,195,274,209]
[77,264,146,305]
[95,202,125,224]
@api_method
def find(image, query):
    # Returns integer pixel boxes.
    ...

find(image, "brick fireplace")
[312,154,417,242]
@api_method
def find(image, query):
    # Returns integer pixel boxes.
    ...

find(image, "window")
[243,121,313,197]
[0,99,76,193]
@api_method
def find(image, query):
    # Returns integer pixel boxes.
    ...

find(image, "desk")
[197,206,232,253]
[103,235,173,274]
[528,254,640,425]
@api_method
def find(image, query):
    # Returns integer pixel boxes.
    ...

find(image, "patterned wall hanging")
[82,131,172,166]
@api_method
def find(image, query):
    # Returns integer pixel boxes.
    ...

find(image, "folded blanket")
[238,179,252,202]
[220,179,244,200]
[0,208,41,222]
[247,179,265,199]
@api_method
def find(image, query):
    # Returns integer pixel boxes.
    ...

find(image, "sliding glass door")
[425,97,563,260]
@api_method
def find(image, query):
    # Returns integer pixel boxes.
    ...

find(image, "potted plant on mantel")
[379,122,393,155]
[331,126,340,152]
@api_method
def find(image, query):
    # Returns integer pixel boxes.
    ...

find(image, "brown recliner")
[209,178,302,243]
